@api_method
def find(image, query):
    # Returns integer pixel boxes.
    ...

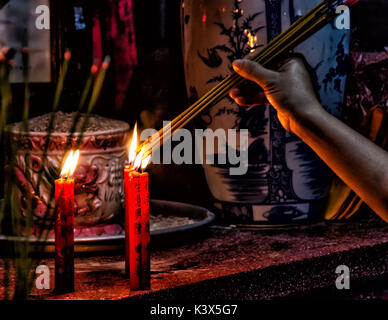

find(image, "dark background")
[1,0,388,209]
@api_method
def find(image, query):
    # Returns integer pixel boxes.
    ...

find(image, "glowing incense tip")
[91,65,99,74]
[64,50,71,61]
[102,56,111,69]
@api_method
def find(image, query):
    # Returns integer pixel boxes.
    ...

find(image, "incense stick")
[35,50,72,192]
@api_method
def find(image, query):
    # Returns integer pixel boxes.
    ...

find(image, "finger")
[232,59,278,87]
[230,81,262,100]
[229,88,241,99]
[250,92,269,105]
[277,111,291,132]
[235,97,249,106]
[233,92,268,106]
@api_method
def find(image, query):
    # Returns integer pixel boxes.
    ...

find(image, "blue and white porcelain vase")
[181,0,350,225]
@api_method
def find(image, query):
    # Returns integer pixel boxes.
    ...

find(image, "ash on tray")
[151,214,197,231]
[71,215,198,238]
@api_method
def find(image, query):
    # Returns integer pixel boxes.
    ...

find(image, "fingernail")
[236,97,245,105]
[233,60,243,71]
[232,88,240,95]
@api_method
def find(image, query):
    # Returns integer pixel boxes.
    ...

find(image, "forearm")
[291,105,388,222]
[231,58,388,221]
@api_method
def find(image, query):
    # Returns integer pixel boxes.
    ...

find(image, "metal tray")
[0,200,215,253]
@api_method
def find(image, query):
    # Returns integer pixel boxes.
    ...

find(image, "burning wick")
[128,122,138,166]
[54,149,79,294]
[60,150,80,180]
[127,122,152,170]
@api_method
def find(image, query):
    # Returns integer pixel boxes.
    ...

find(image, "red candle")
[140,170,150,290]
[124,167,143,289]
[125,124,138,279]
[124,165,135,276]
[124,165,143,282]
[124,123,151,290]
[54,150,79,294]
[129,171,143,290]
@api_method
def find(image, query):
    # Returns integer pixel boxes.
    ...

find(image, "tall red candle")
[125,124,151,291]
[125,123,138,277]
[130,171,143,290]
[124,165,134,276]
[140,171,150,290]
[124,169,144,290]
[54,150,79,294]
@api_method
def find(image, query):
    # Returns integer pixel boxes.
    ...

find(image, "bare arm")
[230,58,388,222]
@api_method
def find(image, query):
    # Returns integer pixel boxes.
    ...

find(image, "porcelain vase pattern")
[181,0,350,224]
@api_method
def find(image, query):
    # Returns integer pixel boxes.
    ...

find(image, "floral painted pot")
[6,112,129,232]
[181,0,350,225]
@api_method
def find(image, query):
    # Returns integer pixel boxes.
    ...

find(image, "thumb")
[232,59,278,87]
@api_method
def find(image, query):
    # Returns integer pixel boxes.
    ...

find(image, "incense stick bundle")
[138,0,359,158]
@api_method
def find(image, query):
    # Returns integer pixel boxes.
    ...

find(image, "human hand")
[229,56,324,132]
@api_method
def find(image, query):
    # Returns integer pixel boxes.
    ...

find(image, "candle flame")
[128,123,138,164]
[141,155,152,170]
[60,150,80,179]
[127,122,153,171]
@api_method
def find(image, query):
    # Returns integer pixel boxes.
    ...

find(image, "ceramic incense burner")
[6,112,129,232]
